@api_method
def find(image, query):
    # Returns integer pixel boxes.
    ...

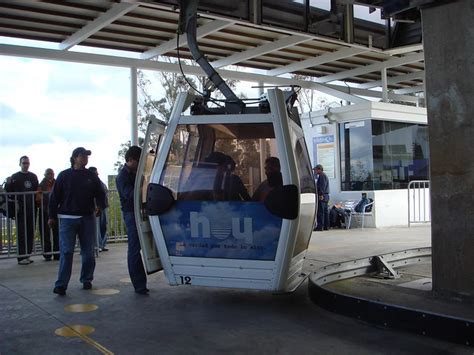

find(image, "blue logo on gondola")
[159,201,282,260]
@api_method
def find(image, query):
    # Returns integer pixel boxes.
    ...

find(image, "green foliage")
[290,74,332,113]
[115,60,193,171]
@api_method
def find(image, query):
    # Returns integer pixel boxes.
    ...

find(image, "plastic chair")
[347,201,374,229]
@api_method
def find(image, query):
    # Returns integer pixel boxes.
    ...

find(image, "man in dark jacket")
[116,145,148,295]
[37,168,59,261]
[314,164,330,231]
[88,166,109,252]
[49,147,106,296]
[5,156,39,265]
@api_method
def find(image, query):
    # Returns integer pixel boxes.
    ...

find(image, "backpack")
[0,182,17,219]
[354,197,369,213]
[354,197,373,213]
[330,206,346,228]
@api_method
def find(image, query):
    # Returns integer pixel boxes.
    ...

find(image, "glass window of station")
[339,120,430,191]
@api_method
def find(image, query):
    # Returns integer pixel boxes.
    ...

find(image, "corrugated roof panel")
[0,0,425,93]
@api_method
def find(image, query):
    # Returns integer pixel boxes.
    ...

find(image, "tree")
[114,58,195,171]
[115,56,245,172]
[291,74,335,113]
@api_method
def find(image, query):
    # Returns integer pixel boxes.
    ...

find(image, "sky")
[0,40,139,186]
[0,40,266,187]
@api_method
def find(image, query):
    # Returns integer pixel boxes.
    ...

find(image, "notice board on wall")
[313,135,335,179]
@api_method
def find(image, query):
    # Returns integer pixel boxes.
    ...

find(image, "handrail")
[1,189,127,260]
[407,180,431,227]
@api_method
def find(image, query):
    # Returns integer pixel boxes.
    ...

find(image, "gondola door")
[134,118,166,274]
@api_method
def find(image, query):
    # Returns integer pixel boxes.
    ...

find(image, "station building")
[302,101,429,227]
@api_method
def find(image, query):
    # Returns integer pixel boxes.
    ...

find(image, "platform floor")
[1,225,472,354]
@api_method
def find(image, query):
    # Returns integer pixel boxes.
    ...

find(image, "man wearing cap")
[313,164,330,231]
[48,147,106,296]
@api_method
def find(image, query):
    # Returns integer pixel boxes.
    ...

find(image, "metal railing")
[408,180,431,227]
[0,189,128,260]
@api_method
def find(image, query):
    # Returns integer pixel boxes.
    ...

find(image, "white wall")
[373,189,410,227]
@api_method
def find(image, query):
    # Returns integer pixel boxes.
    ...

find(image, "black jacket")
[5,171,39,210]
[49,168,106,219]
[116,164,136,213]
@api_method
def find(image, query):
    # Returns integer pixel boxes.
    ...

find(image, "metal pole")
[343,4,354,44]
[258,82,266,181]
[408,182,411,227]
[381,68,388,102]
[130,66,138,146]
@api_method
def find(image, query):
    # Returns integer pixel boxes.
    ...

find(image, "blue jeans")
[99,208,108,249]
[55,214,96,289]
[123,211,147,291]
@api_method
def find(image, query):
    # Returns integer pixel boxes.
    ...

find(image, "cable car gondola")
[133,0,316,292]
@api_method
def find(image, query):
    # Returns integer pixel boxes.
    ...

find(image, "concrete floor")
[0,225,472,354]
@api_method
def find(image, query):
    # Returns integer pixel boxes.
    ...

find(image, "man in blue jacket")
[49,147,106,296]
[116,145,148,295]
[314,164,330,231]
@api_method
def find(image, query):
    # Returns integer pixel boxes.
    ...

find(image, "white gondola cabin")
[135,89,316,292]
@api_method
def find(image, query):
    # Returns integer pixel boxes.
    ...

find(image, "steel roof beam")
[210,35,310,69]
[393,85,425,94]
[1,43,366,103]
[266,46,368,77]
[140,19,233,60]
[358,70,425,89]
[322,83,418,103]
[316,52,424,83]
[59,2,138,50]
[383,43,423,56]
[1,43,418,103]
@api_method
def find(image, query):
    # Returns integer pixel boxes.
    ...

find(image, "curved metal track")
[308,247,473,347]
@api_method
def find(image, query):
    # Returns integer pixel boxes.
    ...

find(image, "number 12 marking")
[180,276,192,285]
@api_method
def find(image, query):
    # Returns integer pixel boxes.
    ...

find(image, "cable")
[176,33,224,108]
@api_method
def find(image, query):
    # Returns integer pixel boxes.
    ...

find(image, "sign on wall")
[313,135,335,178]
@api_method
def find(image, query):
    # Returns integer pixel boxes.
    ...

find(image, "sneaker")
[53,287,66,296]
[18,259,31,265]
[135,288,149,295]
[83,282,92,290]
[101,247,109,252]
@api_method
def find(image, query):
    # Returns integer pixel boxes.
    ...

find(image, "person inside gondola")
[252,156,283,202]
[179,152,251,202]
[206,152,251,202]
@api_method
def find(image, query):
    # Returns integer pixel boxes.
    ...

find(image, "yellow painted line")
[64,304,99,313]
[55,324,95,337]
[55,325,114,355]
[90,288,120,296]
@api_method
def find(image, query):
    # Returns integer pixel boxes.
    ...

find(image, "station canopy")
[0,0,425,103]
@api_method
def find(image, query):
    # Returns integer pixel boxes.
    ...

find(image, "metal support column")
[381,68,388,102]
[258,81,266,181]
[343,4,354,44]
[130,66,138,146]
